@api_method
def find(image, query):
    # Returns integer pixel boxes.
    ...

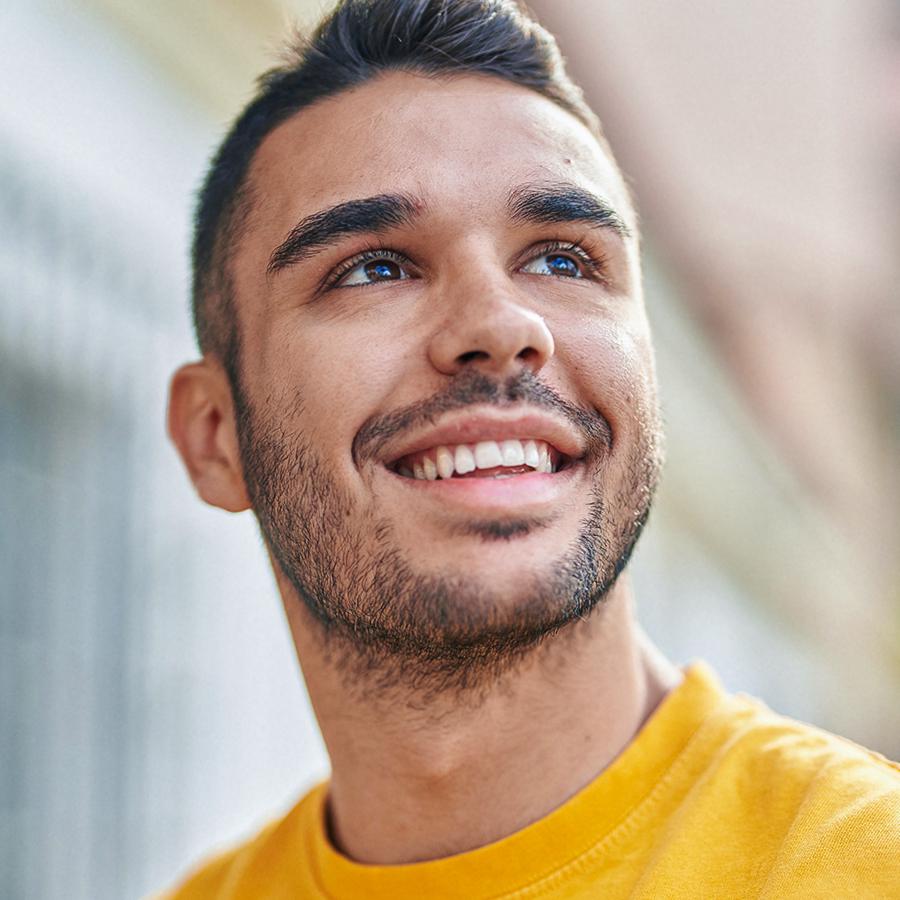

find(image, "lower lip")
[384,463,585,512]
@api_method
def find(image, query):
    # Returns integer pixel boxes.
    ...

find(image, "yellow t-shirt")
[160,663,900,898]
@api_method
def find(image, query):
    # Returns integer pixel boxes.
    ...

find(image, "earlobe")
[167,359,251,513]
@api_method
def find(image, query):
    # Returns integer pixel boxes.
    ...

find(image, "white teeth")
[474,441,504,469]
[500,439,526,467]
[454,445,476,475]
[401,438,557,479]
[435,446,455,480]
[538,443,550,473]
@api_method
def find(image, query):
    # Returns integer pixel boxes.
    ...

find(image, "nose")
[427,276,555,379]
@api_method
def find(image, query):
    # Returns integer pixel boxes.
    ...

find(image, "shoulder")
[715,689,900,784]
[155,783,326,900]
[712,691,900,895]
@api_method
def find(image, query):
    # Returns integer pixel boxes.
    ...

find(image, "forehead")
[245,72,630,247]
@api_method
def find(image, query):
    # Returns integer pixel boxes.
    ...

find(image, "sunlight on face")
[227,73,661,691]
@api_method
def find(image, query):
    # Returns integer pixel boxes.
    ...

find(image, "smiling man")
[163,1,899,897]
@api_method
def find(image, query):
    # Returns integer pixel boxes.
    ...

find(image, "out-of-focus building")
[1,1,897,897]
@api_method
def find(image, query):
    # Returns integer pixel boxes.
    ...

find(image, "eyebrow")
[507,183,632,240]
[267,182,630,277]
[267,193,421,275]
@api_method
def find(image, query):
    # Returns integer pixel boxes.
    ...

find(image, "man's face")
[228,73,661,692]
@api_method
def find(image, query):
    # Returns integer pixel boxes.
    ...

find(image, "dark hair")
[192,0,610,382]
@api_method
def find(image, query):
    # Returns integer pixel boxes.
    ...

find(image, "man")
[163,0,900,896]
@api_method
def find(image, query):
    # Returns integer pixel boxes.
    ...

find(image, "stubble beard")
[232,370,662,703]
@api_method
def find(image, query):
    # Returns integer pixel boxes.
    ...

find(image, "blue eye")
[521,251,584,278]
[547,254,580,277]
[367,261,399,280]
[336,252,411,287]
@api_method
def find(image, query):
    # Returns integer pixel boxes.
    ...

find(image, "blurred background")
[1,0,898,897]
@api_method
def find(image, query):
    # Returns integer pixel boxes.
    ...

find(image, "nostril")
[516,347,543,372]
[457,350,490,365]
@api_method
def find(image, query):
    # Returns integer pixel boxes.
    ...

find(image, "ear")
[167,358,251,512]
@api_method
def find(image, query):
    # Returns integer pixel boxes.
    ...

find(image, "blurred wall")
[0,3,328,898]
[1,1,897,898]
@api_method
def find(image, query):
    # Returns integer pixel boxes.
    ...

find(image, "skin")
[168,72,682,865]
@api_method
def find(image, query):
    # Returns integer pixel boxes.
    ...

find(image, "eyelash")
[322,240,608,291]
[324,248,410,290]
[529,240,607,280]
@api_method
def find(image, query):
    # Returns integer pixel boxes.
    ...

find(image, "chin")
[405,538,571,596]
[446,514,557,542]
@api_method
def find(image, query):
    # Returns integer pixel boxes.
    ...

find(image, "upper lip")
[378,408,587,468]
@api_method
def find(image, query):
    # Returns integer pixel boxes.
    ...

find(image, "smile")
[390,438,569,480]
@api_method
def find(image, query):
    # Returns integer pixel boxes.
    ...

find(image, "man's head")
[169,0,662,700]
[190,0,609,378]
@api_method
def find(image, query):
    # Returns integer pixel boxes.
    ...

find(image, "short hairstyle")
[192,0,612,383]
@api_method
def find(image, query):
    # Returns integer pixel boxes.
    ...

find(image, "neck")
[281,575,680,865]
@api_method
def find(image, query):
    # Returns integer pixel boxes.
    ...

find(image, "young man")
[164,1,899,896]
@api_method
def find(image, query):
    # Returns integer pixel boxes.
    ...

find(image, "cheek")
[257,312,418,464]
[554,311,659,435]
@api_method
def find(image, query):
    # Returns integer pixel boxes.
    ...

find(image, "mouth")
[371,409,589,513]
[387,437,574,481]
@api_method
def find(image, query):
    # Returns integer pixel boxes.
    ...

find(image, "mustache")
[353,368,612,465]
